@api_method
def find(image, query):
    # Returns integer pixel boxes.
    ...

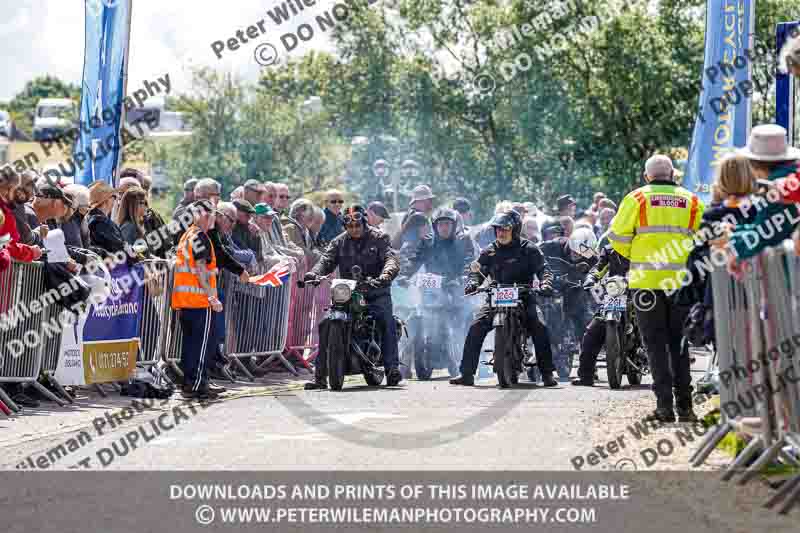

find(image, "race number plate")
[602,294,627,312]
[415,273,443,289]
[491,287,519,307]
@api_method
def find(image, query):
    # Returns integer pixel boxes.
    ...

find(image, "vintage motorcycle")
[298,266,404,391]
[403,272,463,380]
[466,263,538,388]
[594,275,648,389]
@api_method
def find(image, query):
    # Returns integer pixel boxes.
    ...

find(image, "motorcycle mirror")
[576,262,590,274]
[351,265,362,278]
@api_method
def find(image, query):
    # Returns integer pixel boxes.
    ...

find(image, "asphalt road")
[1,357,707,471]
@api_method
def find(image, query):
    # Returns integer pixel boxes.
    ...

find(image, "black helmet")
[490,209,522,241]
[541,217,565,240]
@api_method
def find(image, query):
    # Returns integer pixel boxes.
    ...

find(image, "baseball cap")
[254,203,277,216]
[38,183,73,207]
[367,201,390,219]
[556,194,576,210]
[644,154,674,179]
[233,199,256,214]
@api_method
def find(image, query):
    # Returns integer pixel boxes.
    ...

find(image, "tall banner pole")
[76,0,133,187]
[115,0,133,188]
[684,0,755,202]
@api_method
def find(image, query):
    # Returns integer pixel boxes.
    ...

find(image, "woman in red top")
[0,170,42,263]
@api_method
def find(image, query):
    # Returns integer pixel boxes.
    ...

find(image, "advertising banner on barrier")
[55,264,143,386]
[684,0,755,202]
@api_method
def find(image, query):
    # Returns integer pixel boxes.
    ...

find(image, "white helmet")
[568,226,597,258]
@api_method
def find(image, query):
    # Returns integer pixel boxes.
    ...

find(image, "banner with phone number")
[55,263,143,386]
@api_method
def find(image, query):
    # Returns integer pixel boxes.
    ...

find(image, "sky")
[0,0,345,102]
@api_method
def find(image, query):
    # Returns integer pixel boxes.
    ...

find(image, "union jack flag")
[250,260,292,287]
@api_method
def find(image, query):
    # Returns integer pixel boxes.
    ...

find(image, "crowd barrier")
[283,259,330,374]
[0,261,67,412]
[223,260,292,380]
[690,240,800,513]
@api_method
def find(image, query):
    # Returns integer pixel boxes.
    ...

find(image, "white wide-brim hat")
[737,124,800,161]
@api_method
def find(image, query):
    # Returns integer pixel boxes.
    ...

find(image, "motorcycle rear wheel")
[327,325,347,391]
[605,322,624,390]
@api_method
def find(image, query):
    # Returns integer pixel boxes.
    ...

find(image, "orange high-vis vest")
[171,225,218,309]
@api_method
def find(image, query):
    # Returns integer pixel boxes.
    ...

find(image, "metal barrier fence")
[283,259,330,373]
[691,241,800,513]
[0,261,67,411]
[223,262,292,379]
[137,260,171,367]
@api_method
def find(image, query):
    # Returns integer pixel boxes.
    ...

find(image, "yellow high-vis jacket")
[608,181,704,290]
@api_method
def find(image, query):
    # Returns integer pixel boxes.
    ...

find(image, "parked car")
[0,110,13,138]
[33,98,76,142]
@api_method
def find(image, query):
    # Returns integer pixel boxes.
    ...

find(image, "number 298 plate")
[491,287,519,307]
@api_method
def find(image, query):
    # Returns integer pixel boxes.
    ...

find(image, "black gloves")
[303,272,319,283]
[464,282,480,295]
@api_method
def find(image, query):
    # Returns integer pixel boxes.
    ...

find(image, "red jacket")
[0,199,37,262]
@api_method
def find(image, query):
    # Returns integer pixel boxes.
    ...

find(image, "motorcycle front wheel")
[363,366,385,387]
[326,324,348,391]
[493,326,516,388]
[414,337,434,380]
[604,322,624,390]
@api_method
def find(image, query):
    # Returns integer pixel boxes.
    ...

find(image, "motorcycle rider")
[303,205,403,389]
[398,208,475,370]
[450,210,559,387]
[538,220,597,362]
[399,207,474,281]
[572,242,631,386]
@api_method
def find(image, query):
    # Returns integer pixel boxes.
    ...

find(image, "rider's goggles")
[343,212,365,225]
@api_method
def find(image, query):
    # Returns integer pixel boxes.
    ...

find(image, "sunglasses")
[343,212,364,225]
[328,199,344,204]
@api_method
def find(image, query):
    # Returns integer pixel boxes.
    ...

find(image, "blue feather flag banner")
[684,0,755,202]
[76,0,132,186]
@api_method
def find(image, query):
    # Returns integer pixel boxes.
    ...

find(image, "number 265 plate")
[491,287,519,307]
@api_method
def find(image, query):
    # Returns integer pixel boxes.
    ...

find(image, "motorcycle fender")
[325,310,349,322]
[493,313,505,327]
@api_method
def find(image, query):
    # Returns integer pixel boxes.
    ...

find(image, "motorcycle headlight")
[332,283,352,304]
[605,279,626,297]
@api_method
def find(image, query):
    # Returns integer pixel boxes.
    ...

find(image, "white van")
[33,98,76,142]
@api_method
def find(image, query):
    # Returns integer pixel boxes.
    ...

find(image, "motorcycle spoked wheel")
[447,337,461,378]
[493,325,517,389]
[414,337,434,380]
[626,347,646,385]
[326,324,348,391]
[604,322,625,390]
[363,365,385,386]
[555,348,575,380]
